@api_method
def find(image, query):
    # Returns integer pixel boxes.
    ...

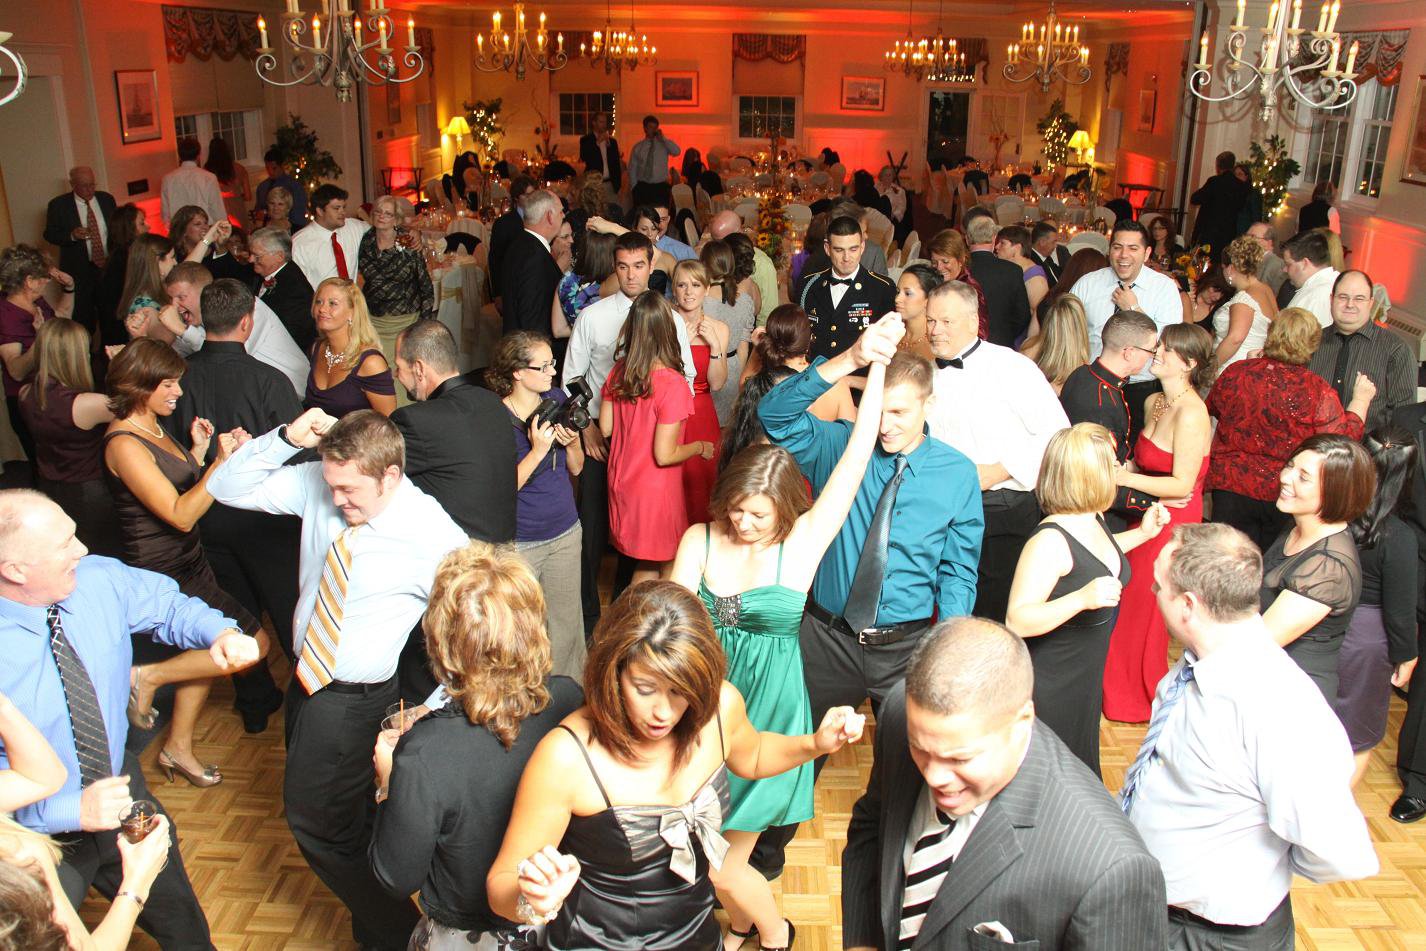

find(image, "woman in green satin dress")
[671,322,893,951]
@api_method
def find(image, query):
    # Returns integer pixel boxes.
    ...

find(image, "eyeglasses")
[1333,294,1371,306]
[522,361,557,373]
[1127,345,1158,356]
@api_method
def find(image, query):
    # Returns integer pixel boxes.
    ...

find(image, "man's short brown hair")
[317,410,405,478]
[1164,523,1262,621]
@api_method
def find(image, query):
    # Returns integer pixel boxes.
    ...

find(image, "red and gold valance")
[163,6,261,63]
[1341,30,1410,86]
[733,34,807,63]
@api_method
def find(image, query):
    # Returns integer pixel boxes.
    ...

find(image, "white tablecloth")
[430,261,499,372]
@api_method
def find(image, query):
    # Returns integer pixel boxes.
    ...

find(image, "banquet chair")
[887,247,903,270]
[829,163,848,192]
[1067,233,1109,255]
[865,208,895,254]
[695,184,713,226]
[671,182,694,213]
[785,203,813,231]
[422,178,454,212]
[735,200,760,231]
[683,216,700,247]
[989,174,1010,191]
[902,232,921,263]
[1092,205,1117,228]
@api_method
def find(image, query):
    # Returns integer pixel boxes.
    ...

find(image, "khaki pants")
[369,311,419,408]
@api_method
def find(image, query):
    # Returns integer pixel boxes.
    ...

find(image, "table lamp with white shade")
[1068,130,1093,164]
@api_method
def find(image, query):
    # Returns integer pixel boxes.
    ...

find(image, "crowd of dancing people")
[0,129,1421,951]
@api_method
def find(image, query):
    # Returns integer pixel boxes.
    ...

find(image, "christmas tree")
[1248,135,1300,221]
[1036,99,1079,170]
[462,99,506,164]
[272,114,342,200]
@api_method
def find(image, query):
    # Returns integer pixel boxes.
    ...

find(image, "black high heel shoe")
[760,919,795,951]
[725,923,757,950]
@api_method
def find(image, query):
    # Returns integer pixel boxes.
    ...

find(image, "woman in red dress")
[671,260,730,523]
[600,290,717,584]
[1103,323,1216,722]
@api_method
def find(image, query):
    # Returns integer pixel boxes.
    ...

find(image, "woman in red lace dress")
[1103,324,1216,722]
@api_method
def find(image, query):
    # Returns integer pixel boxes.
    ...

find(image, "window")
[173,110,261,163]
[209,110,248,162]
[174,114,199,142]
[738,96,796,140]
[558,93,615,136]
[1355,82,1399,198]
[1303,107,1351,191]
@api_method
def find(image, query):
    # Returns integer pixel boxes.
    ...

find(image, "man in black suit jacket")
[1028,221,1072,285]
[843,618,1167,951]
[1190,150,1251,260]
[499,189,565,336]
[964,209,1032,346]
[250,227,316,354]
[391,319,517,701]
[488,175,538,301]
[799,215,898,361]
[43,166,117,333]
[578,112,622,195]
[1392,401,1426,824]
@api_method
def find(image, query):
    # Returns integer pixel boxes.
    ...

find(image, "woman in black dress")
[103,339,270,788]
[1006,423,1170,776]
[1261,433,1376,704]
[487,581,864,950]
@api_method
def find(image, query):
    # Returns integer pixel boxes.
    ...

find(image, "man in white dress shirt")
[160,137,227,226]
[208,408,467,950]
[1068,219,1181,443]
[563,231,695,632]
[1126,523,1378,950]
[291,183,371,288]
[1282,229,1340,329]
[924,280,1068,622]
[627,114,680,209]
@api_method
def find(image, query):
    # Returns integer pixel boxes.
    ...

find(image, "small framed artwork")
[114,70,161,145]
[655,71,699,108]
[841,75,886,112]
[1402,75,1426,186]
[1137,88,1157,133]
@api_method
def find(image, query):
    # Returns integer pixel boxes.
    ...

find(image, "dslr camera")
[527,376,594,432]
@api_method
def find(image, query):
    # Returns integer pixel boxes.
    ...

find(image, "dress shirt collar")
[1300,267,1338,292]
[180,160,199,168]
[525,227,553,253]
[1089,359,1126,389]
[1333,321,1379,342]
[1183,619,1275,695]
[0,594,53,636]
[264,261,290,282]
[199,340,245,355]
[876,426,933,476]
[428,375,468,400]
[830,264,862,282]
[357,478,419,536]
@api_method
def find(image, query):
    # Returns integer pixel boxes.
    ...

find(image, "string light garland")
[1036,98,1078,170]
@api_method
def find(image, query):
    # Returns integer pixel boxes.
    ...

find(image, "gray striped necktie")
[47,605,112,787]
[843,453,908,632]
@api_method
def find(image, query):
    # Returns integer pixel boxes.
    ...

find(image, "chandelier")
[254,1,425,103]
[580,0,656,74]
[475,3,567,81]
[1190,0,1357,123]
[885,0,958,81]
[1003,0,1090,92]
[0,31,26,107]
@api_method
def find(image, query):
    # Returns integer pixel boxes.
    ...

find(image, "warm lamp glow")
[1068,130,1092,149]
[445,116,472,137]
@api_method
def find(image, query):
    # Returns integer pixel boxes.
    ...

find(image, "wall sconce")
[444,115,472,149]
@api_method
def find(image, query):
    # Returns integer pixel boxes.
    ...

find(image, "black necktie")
[46,606,112,787]
[843,453,909,632]
[1331,331,1355,405]
[936,339,980,370]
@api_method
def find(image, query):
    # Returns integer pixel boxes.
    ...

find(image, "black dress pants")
[54,754,213,950]
[1210,490,1291,554]
[975,489,1041,623]
[283,677,419,950]
[1398,601,1426,800]
[577,455,609,634]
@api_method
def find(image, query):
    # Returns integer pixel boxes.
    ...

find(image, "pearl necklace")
[128,415,165,440]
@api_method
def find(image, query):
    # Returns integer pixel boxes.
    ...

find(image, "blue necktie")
[1119,660,1195,815]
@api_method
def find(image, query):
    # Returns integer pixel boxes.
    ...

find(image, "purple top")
[0,297,55,396]
[1024,263,1047,284]
[19,382,104,483]
[303,347,396,417]
[510,389,579,543]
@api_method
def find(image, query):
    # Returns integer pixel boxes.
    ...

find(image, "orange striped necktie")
[295,525,359,694]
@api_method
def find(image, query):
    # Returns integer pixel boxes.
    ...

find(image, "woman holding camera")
[488,331,587,680]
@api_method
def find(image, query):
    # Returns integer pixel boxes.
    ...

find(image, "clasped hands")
[849,313,906,368]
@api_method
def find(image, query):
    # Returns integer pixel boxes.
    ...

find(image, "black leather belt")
[1168,906,1260,933]
[806,600,932,646]
[322,675,397,695]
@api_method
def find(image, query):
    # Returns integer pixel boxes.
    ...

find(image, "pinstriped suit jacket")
[842,684,1168,950]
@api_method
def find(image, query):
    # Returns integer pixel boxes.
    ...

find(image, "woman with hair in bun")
[744,304,855,423]
[892,263,941,361]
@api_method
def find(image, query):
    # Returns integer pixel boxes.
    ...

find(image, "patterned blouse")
[1205,357,1365,502]
[558,271,602,324]
[356,230,435,319]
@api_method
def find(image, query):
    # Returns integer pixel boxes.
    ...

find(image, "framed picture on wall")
[841,76,886,111]
[1137,88,1157,133]
[114,70,161,145]
[655,71,699,108]
[1402,75,1426,186]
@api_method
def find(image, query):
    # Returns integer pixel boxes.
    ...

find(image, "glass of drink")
[119,800,159,843]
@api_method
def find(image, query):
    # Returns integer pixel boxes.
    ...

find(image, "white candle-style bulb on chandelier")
[254,1,425,103]
[475,3,567,81]
[0,31,27,107]
[581,0,656,74]
[1003,0,1090,92]
[885,0,957,81]
[1190,0,1358,124]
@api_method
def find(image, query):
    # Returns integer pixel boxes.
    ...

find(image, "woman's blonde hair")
[423,542,552,748]
[1032,294,1091,389]
[372,194,410,224]
[672,258,709,291]
[1222,235,1265,277]
[313,278,382,365]
[1262,306,1322,366]
[1037,422,1117,515]
[29,320,94,412]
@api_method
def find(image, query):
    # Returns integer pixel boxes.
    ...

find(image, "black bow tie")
[936,339,980,370]
[830,276,855,287]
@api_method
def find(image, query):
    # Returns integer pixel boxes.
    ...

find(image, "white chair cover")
[671,183,694,213]
[1068,233,1109,255]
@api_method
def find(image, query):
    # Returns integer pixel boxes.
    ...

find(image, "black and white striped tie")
[46,605,112,787]
[898,807,957,949]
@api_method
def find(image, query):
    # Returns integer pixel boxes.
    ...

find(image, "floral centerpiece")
[755,129,792,267]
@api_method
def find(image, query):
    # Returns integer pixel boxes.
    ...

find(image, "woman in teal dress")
[671,333,891,951]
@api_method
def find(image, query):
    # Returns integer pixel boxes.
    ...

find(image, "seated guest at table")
[17,319,121,557]
[1183,266,1232,330]
[851,169,892,219]
[253,148,307,229]
[1007,423,1170,775]
[305,277,397,417]
[706,211,781,325]
[443,151,483,211]
[501,189,566,336]
[1145,213,1182,273]
[261,185,298,236]
[1215,235,1277,368]
[741,304,856,423]
[681,148,706,193]
[486,580,865,949]
[789,213,828,289]
[1037,246,1106,322]
[1021,293,1091,394]
[1029,221,1072,284]
[798,217,898,362]
[251,226,316,353]
[1309,269,1417,432]
[291,184,370,289]
[892,262,940,362]
[1,246,73,464]
[95,204,148,347]
[484,331,585,677]
[371,542,585,949]
[671,260,737,436]
[358,196,435,401]
[1281,228,1339,327]
[1338,427,1419,787]
[963,208,1032,346]
[600,291,709,583]
[995,224,1050,316]
[1260,433,1375,706]
[560,229,616,328]
[1207,306,1371,552]
[926,228,989,339]
[103,339,272,786]
[877,166,910,242]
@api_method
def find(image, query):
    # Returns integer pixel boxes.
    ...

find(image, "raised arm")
[720,682,863,781]
[207,408,334,515]
[103,426,229,533]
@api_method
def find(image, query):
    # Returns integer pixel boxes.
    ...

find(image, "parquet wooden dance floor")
[81,649,1426,950]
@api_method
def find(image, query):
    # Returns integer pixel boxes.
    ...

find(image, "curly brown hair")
[1222,235,1265,277]
[484,331,551,397]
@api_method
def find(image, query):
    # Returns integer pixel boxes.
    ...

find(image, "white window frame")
[734,95,799,144]
[1353,81,1398,199]
[1293,78,1399,204]
[557,92,617,138]
[173,109,264,165]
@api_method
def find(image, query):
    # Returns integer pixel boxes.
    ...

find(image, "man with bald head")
[0,488,260,945]
[843,616,1166,950]
[44,166,117,333]
[705,209,781,324]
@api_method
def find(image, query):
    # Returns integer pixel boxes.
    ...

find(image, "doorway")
[0,76,68,245]
[926,91,970,171]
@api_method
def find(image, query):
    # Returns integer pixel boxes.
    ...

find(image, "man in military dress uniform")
[799,215,898,361]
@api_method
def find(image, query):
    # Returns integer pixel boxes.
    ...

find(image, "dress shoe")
[235,690,284,734]
[1390,794,1426,823]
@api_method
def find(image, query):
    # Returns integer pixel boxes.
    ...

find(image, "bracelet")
[516,893,559,926]
[115,890,145,909]
[60,285,75,293]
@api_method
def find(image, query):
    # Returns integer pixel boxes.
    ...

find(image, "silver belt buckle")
[857,627,878,645]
